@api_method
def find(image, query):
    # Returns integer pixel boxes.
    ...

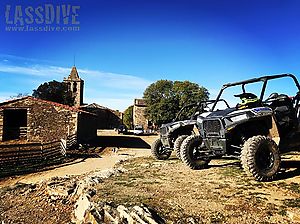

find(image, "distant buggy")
[151,100,229,160]
[180,74,300,181]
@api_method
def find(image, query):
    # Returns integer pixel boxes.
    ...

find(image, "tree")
[10,93,29,99]
[143,80,209,125]
[32,80,75,106]
[123,105,133,129]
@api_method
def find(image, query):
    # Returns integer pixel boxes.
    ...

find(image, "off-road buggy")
[151,100,229,160]
[180,74,300,181]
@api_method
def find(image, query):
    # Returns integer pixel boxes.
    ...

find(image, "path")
[0,148,151,187]
[0,131,157,187]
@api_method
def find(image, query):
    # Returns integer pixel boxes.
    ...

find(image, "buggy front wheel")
[180,135,210,169]
[241,135,281,181]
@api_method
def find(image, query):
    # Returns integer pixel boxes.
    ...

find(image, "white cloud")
[0,60,152,111]
[0,63,151,90]
[0,64,69,77]
[79,69,152,90]
[0,53,53,64]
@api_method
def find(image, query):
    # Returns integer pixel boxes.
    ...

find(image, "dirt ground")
[93,154,300,223]
[1,131,300,223]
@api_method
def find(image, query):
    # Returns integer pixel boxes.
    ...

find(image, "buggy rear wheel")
[151,138,171,160]
[181,135,210,169]
[241,135,281,181]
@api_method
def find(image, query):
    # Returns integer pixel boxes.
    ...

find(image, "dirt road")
[0,131,157,187]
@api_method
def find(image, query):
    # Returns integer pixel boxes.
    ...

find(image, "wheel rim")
[255,142,275,172]
[188,140,208,163]
[157,143,169,157]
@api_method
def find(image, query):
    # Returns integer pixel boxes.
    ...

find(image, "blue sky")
[1,0,300,111]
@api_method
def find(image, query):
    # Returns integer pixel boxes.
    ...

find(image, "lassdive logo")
[4,4,80,32]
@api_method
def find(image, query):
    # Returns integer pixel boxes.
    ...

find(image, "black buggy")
[180,74,300,181]
[151,100,229,160]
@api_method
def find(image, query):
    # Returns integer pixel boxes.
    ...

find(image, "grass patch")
[289,182,300,194]
[275,182,300,194]
[278,206,287,216]
[283,198,300,208]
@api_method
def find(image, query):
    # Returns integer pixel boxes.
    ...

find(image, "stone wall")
[94,109,122,129]
[0,97,77,143]
[81,105,122,129]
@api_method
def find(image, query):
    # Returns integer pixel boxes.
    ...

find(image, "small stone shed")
[0,96,97,145]
[81,103,123,129]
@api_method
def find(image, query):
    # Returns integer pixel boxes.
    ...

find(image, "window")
[73,82,77,93]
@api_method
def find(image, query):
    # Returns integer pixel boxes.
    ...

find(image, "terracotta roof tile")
[0,96,95,115]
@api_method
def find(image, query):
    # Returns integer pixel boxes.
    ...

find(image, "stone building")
[81,103,123,129]
[0,96,97,144]
[64,66,84,107]
[133,99,150,130]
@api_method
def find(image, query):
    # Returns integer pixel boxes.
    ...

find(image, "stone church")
[63,66,122,129]
[63,66,84,107]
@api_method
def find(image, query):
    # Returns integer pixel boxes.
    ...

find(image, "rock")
[88,203,164,224]
[71,180,86,199]
[47,185,70,197]
[73,194,92,223]
[84,207,103,224]
[103,204,117,223]
[133,205,160,224]
[117,205,135,223]
[186,217,196,224]
[130,210,148,224]
[45,177,77,198]
[70,168,127,201]
[50,195,59,201]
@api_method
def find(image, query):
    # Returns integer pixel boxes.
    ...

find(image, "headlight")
[197,117,204,124]
[230,114,248,122]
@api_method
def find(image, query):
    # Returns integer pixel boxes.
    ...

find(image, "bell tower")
[63,66,84,107]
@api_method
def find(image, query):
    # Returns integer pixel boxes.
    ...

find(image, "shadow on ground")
[278,160,300,180]
[0,157,84,179]
[209,161,240,168]
[90,136,151,149]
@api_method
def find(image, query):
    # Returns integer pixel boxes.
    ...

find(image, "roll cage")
[211,74,300,111]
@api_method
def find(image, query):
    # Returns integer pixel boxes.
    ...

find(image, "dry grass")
[92,156,300,223]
